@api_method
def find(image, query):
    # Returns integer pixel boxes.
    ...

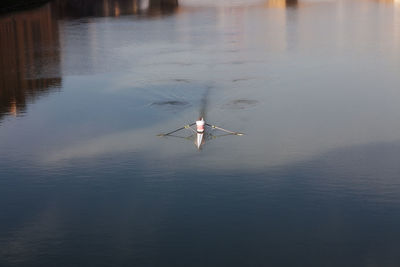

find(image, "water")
[1,0,400,265]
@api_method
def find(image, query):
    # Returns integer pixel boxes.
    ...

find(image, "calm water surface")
[1,0,400,266]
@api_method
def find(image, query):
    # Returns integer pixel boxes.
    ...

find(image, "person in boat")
[196,117,205,133]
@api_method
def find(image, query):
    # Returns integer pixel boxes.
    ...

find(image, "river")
[1,0,400,266]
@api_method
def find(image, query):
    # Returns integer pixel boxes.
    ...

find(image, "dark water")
[1,0,400,265]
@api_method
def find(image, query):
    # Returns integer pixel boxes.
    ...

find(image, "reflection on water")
[2,0,400,121]
[0,0,178,122]
[0,4,61,120]
[265,0,298,8]
[377,0,400,4]
[56,0,178,18]
[180,0,297,8]
[2,0,400,266]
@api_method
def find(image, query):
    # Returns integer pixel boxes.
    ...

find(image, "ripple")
[232,78,253,82]
[224,99,258,109]
[172,79,191,83]
[151,100,190,107]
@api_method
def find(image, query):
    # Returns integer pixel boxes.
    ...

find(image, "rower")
[196,117,205,133]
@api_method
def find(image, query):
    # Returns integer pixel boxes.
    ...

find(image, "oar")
[158,123,195,136]
[211,133,237,138]
[161,134,193,140]
[205,123,244,136]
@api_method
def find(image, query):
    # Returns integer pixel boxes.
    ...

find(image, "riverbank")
[0,0,50,14]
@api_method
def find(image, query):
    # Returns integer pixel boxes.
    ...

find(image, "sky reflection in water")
[1,0,400,266]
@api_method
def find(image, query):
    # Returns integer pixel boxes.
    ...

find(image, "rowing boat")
[158,117,243,150]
